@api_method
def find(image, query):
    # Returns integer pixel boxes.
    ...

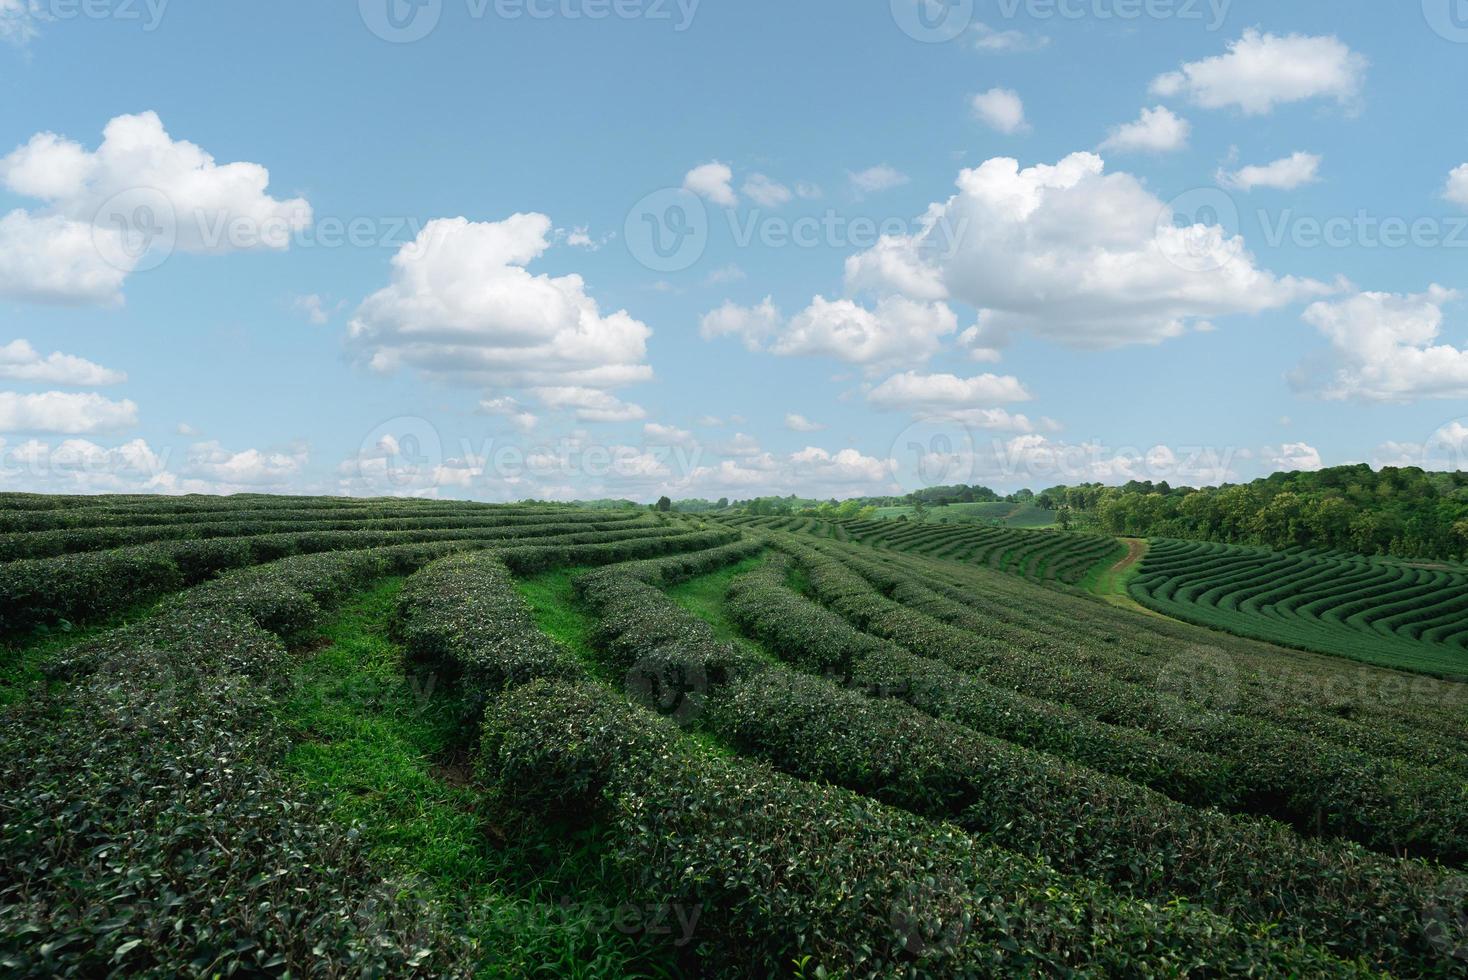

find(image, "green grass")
[0,600,161,707]
[515,566,626,685]
[280,577,685,979]
[664,556,770,660]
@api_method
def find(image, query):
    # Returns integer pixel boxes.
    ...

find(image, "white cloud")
[789,446,893,483]
[1099,106,1190,154]
[1,437,176,494]
[971,88,1029,134]
[841,152,1327,348]
[0,1,44,44]
[777,296,957,367]
[348,213,653,405]
[0,112,311,304]
[530,386,647,423]
[696,415,725,427]
[1,111,312,254]
[848,165,910,196]
[0,391,138,433]
[1150,30,1367,115]
[0,339,126,386]
[867,370,1031,410]
[742,173,792,208]
[186,440,307,487]
[0,210,130,305]
[684,161,737,207]
[478,395,538,432]
[1444,164,1468,208]
[1295,285,1468,402]
[785,413,826,432]
[1219,152,1322,191]
[293,293,344,325]
[1264,442,1323,472]
[972,22,1049,53]
[983,434,1241,487]
[704,263,746,285]
[699,296,782,351]
[644,422,697,447]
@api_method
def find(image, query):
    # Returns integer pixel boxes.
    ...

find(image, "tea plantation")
[2,493,1467,976]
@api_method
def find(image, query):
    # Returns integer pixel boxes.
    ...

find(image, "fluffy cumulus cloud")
[1294,285,1468,402]
[841,152,1327,348]
[348,213,653,415]
[776,296,958,366]
[1444,165,1468,208]
[1150,30,1367,115]
[0,339,126,385]
[683,161,737,207]
[699,296,781,351]
[0,211,129,305]
[971,88,1029,134]
[0,112,311,304]
[1219,152,1322,191]
[185,440,307,487]
[702,295,959,369]
[0,391,138,433]
[1099,106,1189,154]
[0,437,174,494]
[866,370,1031,410]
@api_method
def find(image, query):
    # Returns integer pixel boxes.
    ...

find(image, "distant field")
[1131,538,1468,677]
[723,514,1122,587]
[873,501,1058,528]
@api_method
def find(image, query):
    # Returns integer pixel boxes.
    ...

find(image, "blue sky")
[3,0,1468,501]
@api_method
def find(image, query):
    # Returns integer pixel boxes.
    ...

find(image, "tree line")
[1036,465,1468,562]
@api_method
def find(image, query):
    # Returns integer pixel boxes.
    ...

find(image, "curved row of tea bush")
[843,534,1468,761]
[0,542,492,976]
[397,550,1362,976]
[820,538,1468,779]
[0,507,646,560]
[829,518,1126,586]
[1131,538,1468,675]
[778,535,1468,865]
[714,553,1467,972]
[0,517,694,636]
[0,516,750,976]
[723,553,1232,806]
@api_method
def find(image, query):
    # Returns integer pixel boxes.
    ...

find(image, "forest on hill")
[1037,466,1468,562]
